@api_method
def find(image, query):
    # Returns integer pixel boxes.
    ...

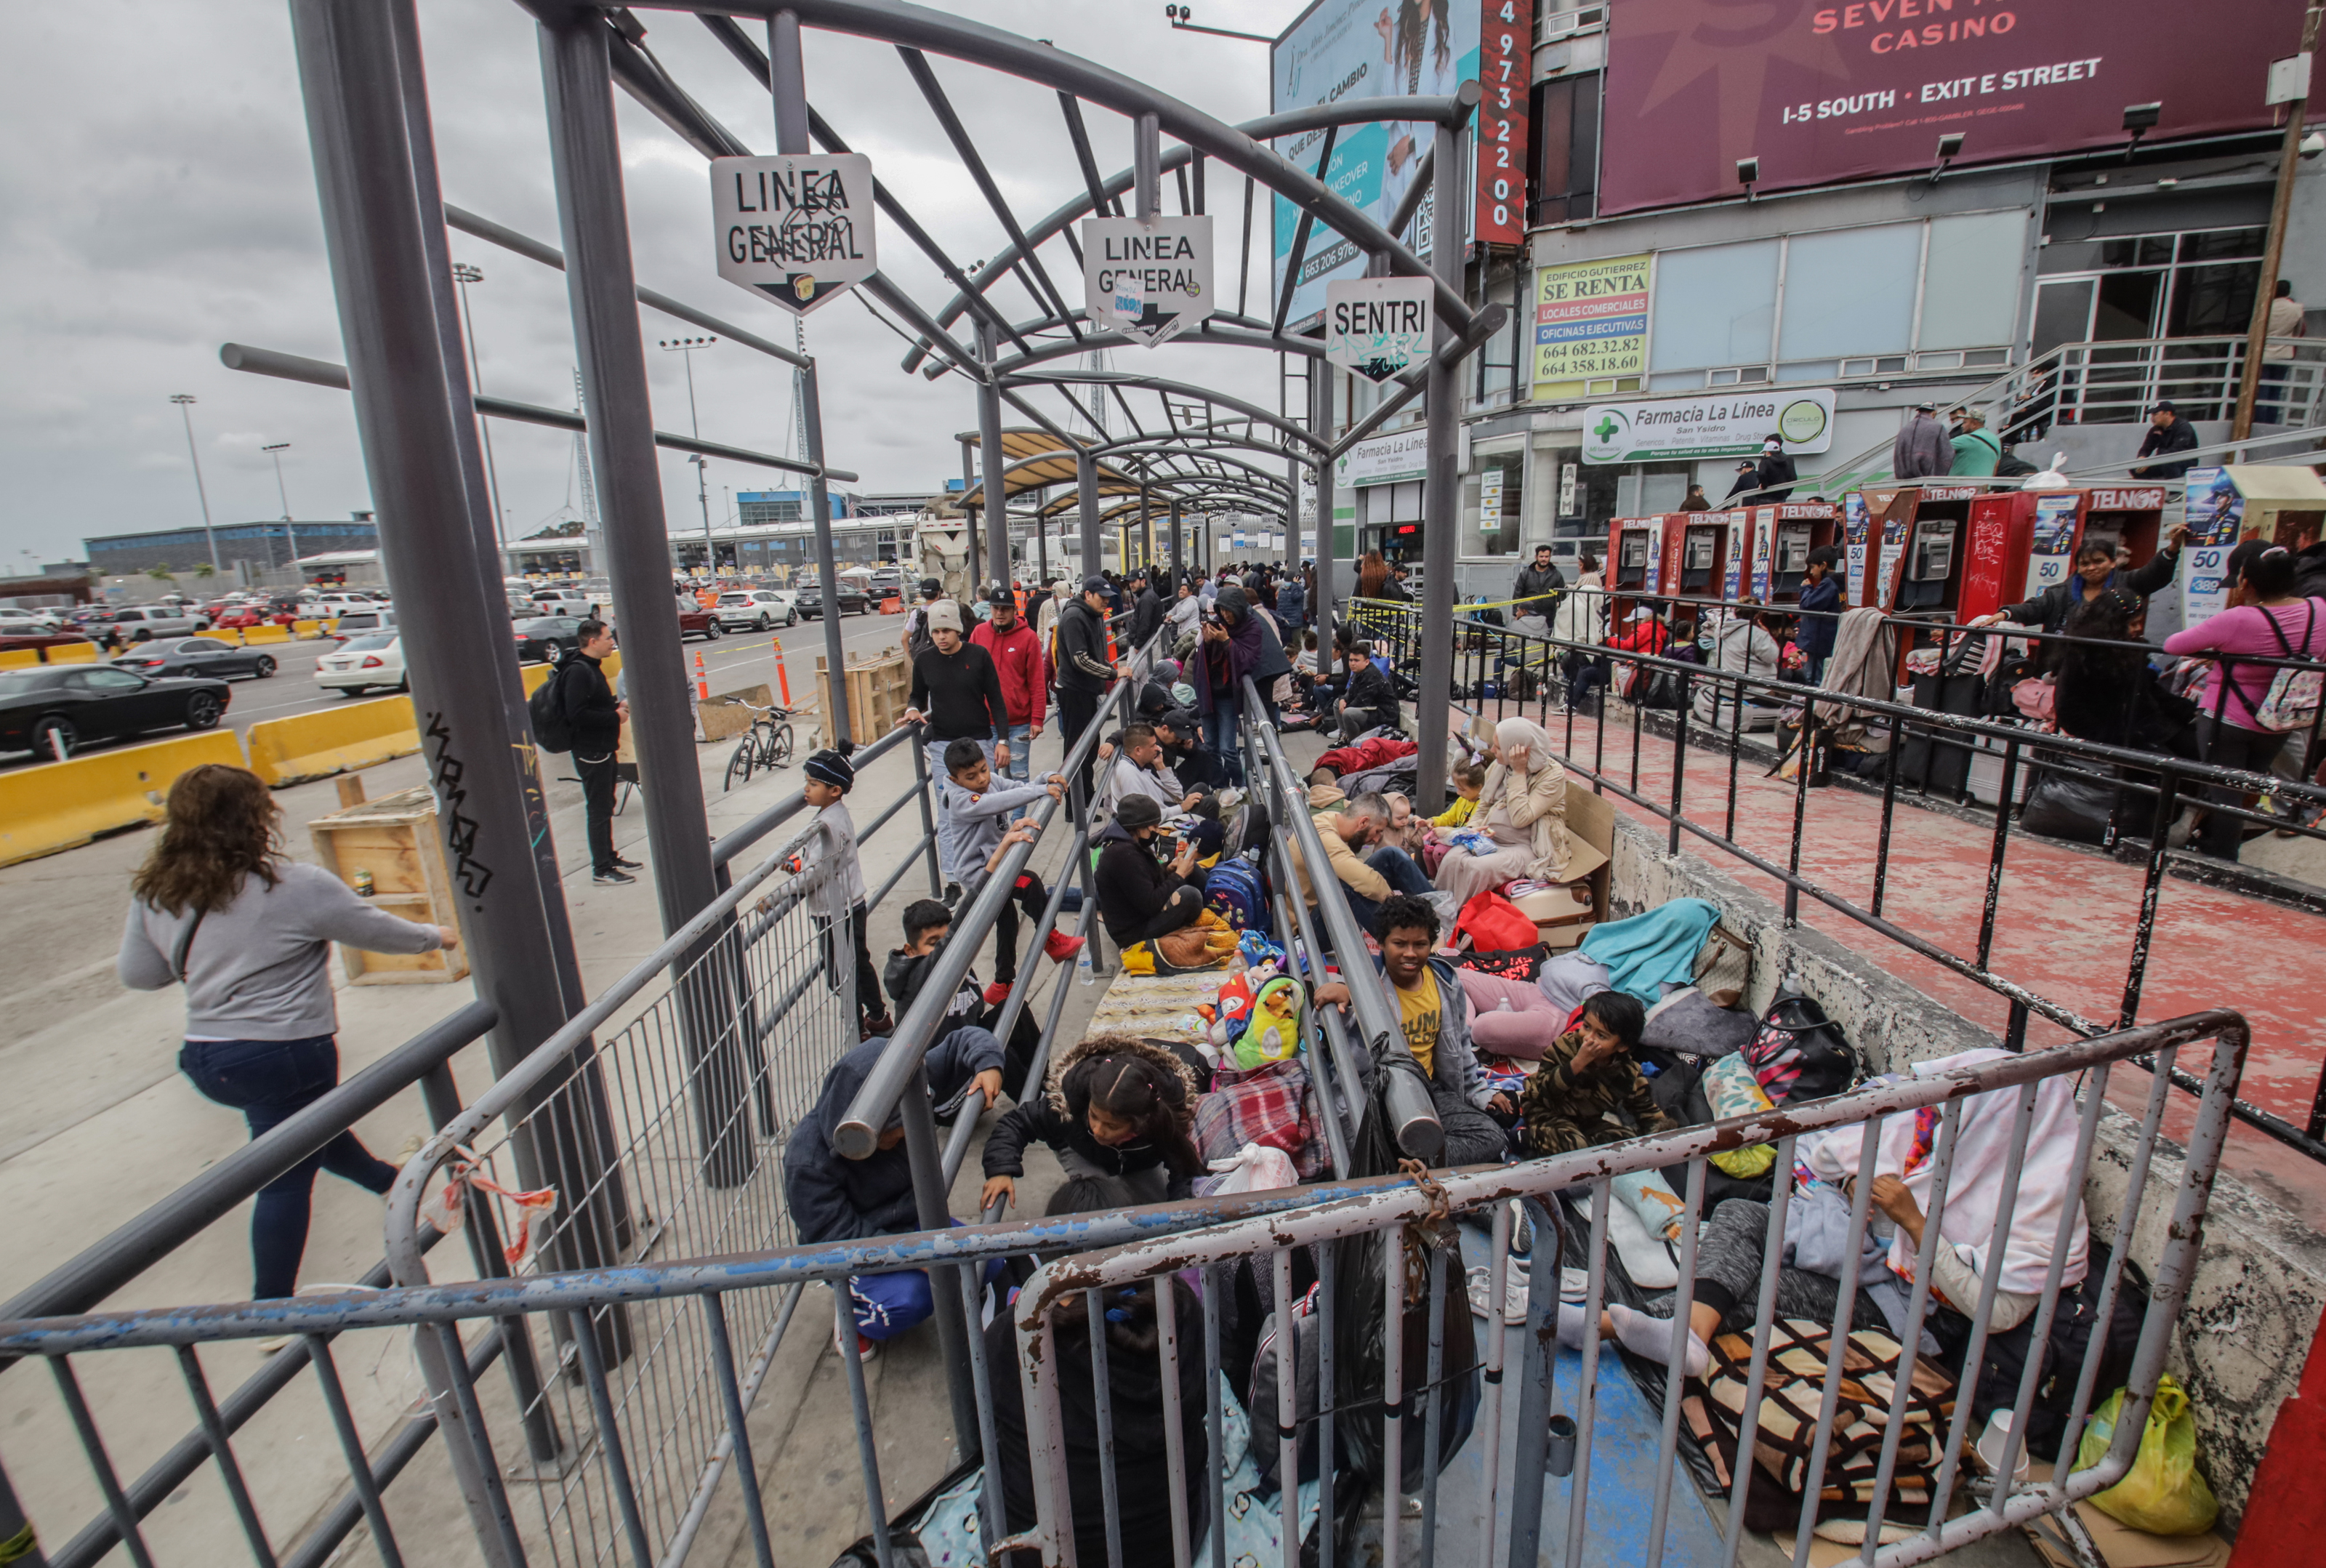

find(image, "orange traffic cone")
[772,637,792,706]
[693,650,710,701]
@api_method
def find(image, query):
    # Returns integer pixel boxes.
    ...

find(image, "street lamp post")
[262,441,294,573]
[169,395,220,574]
[659,336,719,576]
[449,263,511,570]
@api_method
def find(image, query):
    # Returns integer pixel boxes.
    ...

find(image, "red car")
[209,607,299,630]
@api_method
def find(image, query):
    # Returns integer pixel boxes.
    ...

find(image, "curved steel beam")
[975,444,1289,509]
[658,1,1476,341]
[938,320,1328,383]
[890,95,1469,373]
[1088,440,1299,494]
[1005,368,1319,454]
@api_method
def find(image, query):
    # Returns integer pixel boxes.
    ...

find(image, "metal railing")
[1348,592,2326,1160]
[1007,1010,2247,1568]
[1998,334,2323,438]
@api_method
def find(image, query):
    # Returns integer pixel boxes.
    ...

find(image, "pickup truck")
[529,587,600,618]
[94,605,209,641]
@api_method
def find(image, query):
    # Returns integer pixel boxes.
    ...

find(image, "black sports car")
[512,616,586,664]
[0,665,231,757]
[108,636,279,682]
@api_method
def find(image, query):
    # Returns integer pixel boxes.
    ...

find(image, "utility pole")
[169,395,220,574]
[450,263,511,566]
[661,336,720,574]
[2232,5,2322,443]
[263,441,294,574]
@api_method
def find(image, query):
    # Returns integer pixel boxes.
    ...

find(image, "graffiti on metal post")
[426,711,493,901]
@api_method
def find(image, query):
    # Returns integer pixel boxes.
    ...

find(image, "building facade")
[84,515,380,578]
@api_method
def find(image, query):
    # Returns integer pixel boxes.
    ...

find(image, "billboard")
[1599,0,2306,216]
[1271,0,1481,326]
[1532,253,1651,398]
[1580,387,1835,463]
[1476,0,1535,248]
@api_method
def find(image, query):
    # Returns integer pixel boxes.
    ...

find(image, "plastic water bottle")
[1076,942,1095,987]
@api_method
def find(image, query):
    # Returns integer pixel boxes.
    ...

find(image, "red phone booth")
[1606,515,1667,620]
[1739,503,1840,607]
[1659,511,1737,609]
[1866,483,1980,615]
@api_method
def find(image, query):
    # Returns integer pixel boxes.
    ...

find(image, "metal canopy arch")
[1004,370,1321,456]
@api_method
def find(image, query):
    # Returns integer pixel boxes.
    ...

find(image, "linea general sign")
[711,153,877,315]
[1082,215,1215,347]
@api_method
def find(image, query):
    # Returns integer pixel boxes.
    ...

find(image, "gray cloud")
[0,0,1310,571]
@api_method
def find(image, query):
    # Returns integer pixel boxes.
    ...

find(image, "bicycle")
[722,699,796,790]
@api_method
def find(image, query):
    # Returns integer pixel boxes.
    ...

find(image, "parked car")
[315,634,407,695]
[0,608,64,635]
[795,579,870,619]
[0,664,230,757]
[322,609,397,646]
[511,616,586,664]
[110,636,279,681]
[92,605,209,641]
[209,605,299,630]
[531,586,598,618]
[678,606,725,642]
[714,590,798,630]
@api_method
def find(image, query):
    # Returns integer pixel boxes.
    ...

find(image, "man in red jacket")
[971,584,1047,780]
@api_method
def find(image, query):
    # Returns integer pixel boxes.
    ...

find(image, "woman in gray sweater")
[118,764,456,1298]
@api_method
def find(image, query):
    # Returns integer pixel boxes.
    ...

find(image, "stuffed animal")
[1232,976,1305,1069]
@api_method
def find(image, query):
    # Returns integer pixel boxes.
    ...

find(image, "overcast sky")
[0,0,1317,571]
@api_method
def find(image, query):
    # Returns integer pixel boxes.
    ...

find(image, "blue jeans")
[1202,696,1244,786]
[997,722,1031,781]
[179,1036,399,1299]
[1342,846,1434,936]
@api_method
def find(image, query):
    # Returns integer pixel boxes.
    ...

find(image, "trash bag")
[1326,1067,1478,1495]
[2076,1375,2218,1536]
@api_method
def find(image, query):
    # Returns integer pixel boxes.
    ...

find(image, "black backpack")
[1994,449,2039,478]
[528,665,575,754]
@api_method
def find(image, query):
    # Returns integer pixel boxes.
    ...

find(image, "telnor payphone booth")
[1866,483,1979,615]
[1744,503,1839,607]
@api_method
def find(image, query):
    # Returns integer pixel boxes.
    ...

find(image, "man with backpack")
[542,619,634,885]
[903,577,945,662]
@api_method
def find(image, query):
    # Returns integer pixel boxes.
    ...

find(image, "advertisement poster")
[1843,492,1872,602]
[1750,510,1776,603]
[1532,254,1651,399]
[1598,0,2305,215]
[1479,467,1505,534]
[2180,467,2245,628]
[2027,492,2080,597]
[1476,0,1534,246]
[1582,387,1835,464]
[1338,427,1431,488]
[1875,515,1910,610]
[1271,0,1481,324]
[1722,510,1747,601]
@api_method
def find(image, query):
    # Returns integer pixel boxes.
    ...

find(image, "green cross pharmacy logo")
[1583,406,1630,461]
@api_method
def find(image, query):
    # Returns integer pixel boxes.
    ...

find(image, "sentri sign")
[1580,388,1836,464]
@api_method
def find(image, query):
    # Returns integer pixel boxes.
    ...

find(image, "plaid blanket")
[1193,1055,1328,1180]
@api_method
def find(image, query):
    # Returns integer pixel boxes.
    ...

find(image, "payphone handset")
[1685,530,1717,571]
[1775,522,1811,579]
[1898,517,1957,609]
[1619,532,1650,571]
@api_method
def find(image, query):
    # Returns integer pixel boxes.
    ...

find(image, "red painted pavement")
[1519,701,2326,1227]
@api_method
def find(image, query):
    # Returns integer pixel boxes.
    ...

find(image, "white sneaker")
[1466,1264,1531,1324]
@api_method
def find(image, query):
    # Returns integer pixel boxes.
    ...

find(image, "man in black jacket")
[1973,526,2189,633]
[1093,795,1207,949]
[1754,435,1797,502]
[1335,640,1401,740]
[2130,401,2202,479]
[1055,576,1128,814]
[902,600,1011,839]
[559,618,634,885]
[1513,544,1565,629]
[1127,568,1163,654]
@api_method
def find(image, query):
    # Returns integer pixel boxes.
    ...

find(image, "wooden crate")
[306,784,470,985]
[815,650,911,745]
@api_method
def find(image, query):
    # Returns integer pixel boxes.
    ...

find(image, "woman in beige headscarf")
[1432,717,1572,906]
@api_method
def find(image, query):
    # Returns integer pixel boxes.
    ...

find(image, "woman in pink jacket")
[2162,541,2326,861]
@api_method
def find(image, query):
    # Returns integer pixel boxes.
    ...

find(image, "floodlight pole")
[169,395,221,574]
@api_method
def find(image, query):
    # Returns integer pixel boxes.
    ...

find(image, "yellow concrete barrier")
[520,662,555,695]
[241,623,291,645]
[246,695,419,787]
[44,641,98,664]
[0,648,39,670]
[0,731,247,867]
[293,619,323,638]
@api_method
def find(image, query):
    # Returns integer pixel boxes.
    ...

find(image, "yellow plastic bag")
[2075,1375,2218,1536]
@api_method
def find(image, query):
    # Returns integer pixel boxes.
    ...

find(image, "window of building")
[1776,223,1922,363]
[1463,447,1525,558]
[1529,73,1599,228]
[1649,239,1781,373]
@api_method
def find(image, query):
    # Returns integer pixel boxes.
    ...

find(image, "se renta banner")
[1580,387,1836,464]
[1597,0,2305,216]
[711,154,877,314]
[1270,0,1481,326]
[1325,276,1434,382]
[1532,253,1651,398]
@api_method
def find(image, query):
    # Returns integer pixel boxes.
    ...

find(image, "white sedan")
[714,589,797,630]
[315,634,408,696]
[0,608,63,635]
